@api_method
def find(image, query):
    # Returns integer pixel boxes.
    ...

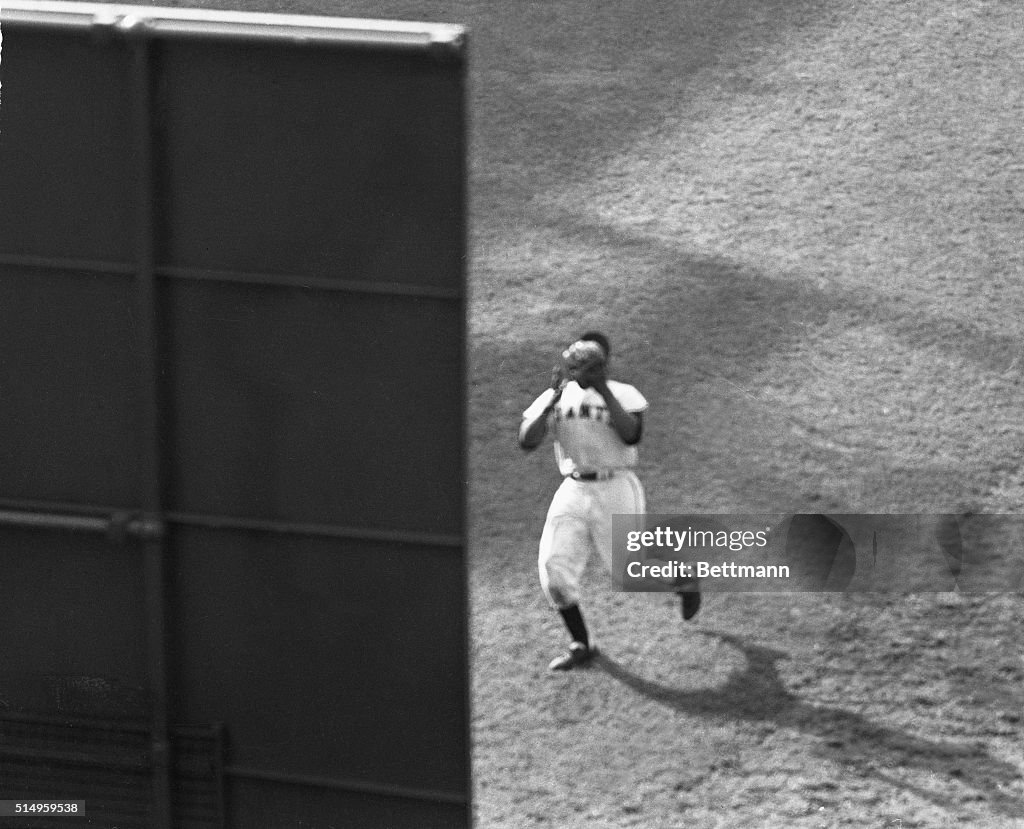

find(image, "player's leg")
[539,479,598,670]
[594,472,701,620]
[591,471,646,576]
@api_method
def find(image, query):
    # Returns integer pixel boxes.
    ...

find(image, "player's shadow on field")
[597,631,1023,817]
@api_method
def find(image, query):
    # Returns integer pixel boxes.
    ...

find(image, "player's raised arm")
[518,367,565,450]
[591,375,642,445]
[518,405,550,450]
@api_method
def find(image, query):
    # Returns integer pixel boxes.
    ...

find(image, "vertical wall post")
[127,20,174,829]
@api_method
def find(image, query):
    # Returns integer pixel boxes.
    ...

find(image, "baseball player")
[519,332,701,671]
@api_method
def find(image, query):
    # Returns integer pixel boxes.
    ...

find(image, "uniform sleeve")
[609,381,648,413]
[523,388,557,419]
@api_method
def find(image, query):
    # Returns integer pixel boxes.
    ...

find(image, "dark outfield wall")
[0,4,468,827]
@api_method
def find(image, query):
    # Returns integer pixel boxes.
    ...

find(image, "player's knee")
[541,560,567,598]
[540,568,565,606]
[546,584,569,607]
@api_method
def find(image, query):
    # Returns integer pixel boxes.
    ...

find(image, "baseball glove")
[562,339,606,384]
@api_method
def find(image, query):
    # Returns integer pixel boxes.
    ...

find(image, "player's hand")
[562,340,607,390]
[550,365,567,398]
[577,360,607,390]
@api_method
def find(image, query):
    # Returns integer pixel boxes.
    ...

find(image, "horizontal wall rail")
[166,512,463,548]
[0,499,460,549]
[0,508,164,542]
[0,253,136,275]
[158,266,463,301]
[0,255,461,300]
[0,2,465,56]
[224,766,468,807]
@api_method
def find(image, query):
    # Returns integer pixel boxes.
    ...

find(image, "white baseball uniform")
[523,380,648,608]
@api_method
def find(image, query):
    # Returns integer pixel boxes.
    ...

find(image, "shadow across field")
[475,218,1019,513]
[480,209,1024,402]
[542,214,1024,380]
[597,630,1023,817]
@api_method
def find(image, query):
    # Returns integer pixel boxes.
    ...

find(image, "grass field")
[448,2,1023,825]
[98,0,1024,824]
[451,1,1024,825]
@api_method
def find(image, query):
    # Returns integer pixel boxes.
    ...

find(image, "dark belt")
[570,471,615,481]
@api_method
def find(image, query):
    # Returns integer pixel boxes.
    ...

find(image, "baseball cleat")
[673,577,702,620]
[548,641,597,671]
[679,589,702,620]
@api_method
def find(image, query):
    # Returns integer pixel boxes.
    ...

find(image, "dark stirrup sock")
[558,604,589,648]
